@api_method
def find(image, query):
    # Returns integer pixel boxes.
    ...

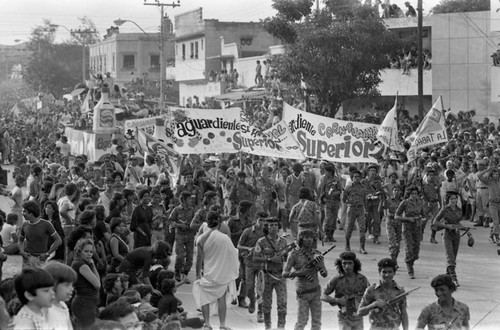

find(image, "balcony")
[378,68,432,96]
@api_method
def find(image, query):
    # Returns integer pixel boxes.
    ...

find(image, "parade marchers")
[0,80,494,330]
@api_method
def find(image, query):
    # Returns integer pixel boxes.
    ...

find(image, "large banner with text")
[283,103,384,163]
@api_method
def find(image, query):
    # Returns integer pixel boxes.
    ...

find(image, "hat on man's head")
[425,164,435,171]
[367,164,379,171]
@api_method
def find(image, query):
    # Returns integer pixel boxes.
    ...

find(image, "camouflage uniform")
[289,199,321,240]
[417,300,470,330]
[228,214,254,305]
[385,196,403,264]
[395,197,426,276]
[323,273,370,329]
[253,234,289,329]
[284,247,326,330]
[361,175,384,239]
[343,181,371,251]
[321,177,343,241]
[255,176,276,215]
[359,280,407,329]
[168,204,195,277]
[421,174,441,237]
[432,205,463,282]
[238,225,265,318]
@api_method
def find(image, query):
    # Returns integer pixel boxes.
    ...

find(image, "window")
[150,54,160,71]
[112,53,115,70]
[201,39,204,50]
[123,55,135,70]
[182,44,185,60]
[103,56,107,71]
[150,55,160,68]
[190,42,194,59]
[195,42,199,59]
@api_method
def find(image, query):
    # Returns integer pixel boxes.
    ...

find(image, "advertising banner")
[283,103,383,163]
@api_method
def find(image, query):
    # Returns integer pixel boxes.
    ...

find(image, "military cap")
[377,258,397,270]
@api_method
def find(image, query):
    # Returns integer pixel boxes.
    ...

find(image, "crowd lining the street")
[0,74,496,330]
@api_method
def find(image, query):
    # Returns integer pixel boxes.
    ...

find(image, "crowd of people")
[0,76,494,330]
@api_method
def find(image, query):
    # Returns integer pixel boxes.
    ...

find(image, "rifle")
[292,245,336,281]
[445,315,459,330]
[370,287,420,324]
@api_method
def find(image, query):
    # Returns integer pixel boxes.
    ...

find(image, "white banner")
[169,107,246,154]
[283,103,384,163]
[236,119,305,159]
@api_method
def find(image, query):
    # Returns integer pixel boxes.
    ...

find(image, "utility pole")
[144,0,180,110]
[417,0,423,120]
[70,28,97,82]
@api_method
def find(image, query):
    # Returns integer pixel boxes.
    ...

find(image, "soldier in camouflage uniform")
[253,217,290,330]
[168,191,196,282]
[421,164,442,244]
[237,210,266,323]
[321,251,370,330]
[318,164,343,243]
[229,171,258,212]
[383,185,404,267]
[362,164,385,244]
[343,169,372,254]
[283,230,327,330]
[228,200,255,309]
[395,186,426,279]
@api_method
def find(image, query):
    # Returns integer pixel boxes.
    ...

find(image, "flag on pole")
[376,93,404,152]
[136,128,182,182]
[407,96,448,161]
[81,91,91,113]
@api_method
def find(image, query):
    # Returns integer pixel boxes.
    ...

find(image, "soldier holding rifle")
[283,230,330,330]
[432,191,474,287]
[358,258,410,330]
[321,251,370,330]
[394,185,426,279]
[253,217,292,330]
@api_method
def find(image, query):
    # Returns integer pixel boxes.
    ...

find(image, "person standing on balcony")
[255,61,263,87]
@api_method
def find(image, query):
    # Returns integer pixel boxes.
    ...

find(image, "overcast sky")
[0,0,440,45]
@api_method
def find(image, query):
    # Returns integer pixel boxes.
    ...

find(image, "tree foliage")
[23,20,87,97]
[432,0,489,14]
[0,80,36,112]
[264,0,401,116]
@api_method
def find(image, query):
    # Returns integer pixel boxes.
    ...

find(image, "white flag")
[377,94,404,152]
[407,96,448,161]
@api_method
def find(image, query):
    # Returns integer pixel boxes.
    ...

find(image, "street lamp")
[113,19,150,36]
[50,23,87,82]
[114,18,163,109]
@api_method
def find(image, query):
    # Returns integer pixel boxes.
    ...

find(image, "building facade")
[88,29,175,88]
[174,7,281,106]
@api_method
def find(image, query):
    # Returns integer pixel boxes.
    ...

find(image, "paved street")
[1,165,499,329]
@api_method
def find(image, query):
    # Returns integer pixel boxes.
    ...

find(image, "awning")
[212,89,269,101]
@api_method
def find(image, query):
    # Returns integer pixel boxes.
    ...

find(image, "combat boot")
[345,240,351,252]
[264,313,271,330]
[430,230,438,244]
[359,238,367,254]
[248,298,255,314]
[238,296,248,308]
[474,216,484,227]
[407,262,415,279]
[447,265,459,287]
[277,312,286,330]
